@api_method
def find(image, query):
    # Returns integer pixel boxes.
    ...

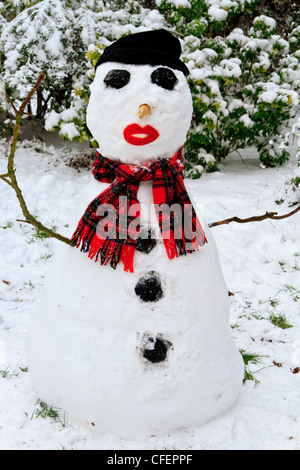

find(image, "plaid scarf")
[71,148,207,273]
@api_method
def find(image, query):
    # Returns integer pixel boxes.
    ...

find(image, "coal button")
[135,273,163,302]
[136,227,157,254]
[143,337,168,363]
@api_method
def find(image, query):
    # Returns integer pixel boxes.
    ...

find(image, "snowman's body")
[28,34,244,438]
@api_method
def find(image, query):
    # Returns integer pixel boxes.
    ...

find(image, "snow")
[256,82,299,106]
[60,108,79,122]
[155,0,191,7]
[0,126,299,449]
[174,0,191,7]
[203,110,217,124]
[44,110,61,131]
[0,80,8,111]
[254,15,277,30]
[45,30,62,55]
[219,58,242,78]
[207,5,228,22]
[239,114,254,128]
[59,122,81,139]
[259,90,279,104]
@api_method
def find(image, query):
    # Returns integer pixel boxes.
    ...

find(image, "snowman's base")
[29,364,243,440]
[27,208,244,440]
[28,308,244,439]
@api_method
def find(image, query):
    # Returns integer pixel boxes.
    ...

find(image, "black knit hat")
[95,29,189,76]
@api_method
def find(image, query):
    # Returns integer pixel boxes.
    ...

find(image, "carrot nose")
[138,104,151,119]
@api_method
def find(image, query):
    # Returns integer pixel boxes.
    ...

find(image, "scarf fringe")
[163,232,208,260]
[71,225,135,273]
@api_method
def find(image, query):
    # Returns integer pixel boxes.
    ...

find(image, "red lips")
[123,124,159,146]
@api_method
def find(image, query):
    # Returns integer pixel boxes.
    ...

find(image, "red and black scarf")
[71,148,207,273]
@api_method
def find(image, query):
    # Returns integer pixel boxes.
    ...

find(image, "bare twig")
[4,90,18,115]
[271,204,300,220]
[4,90,32,117]
[16,219,33,224]
[209,205,300,228]
[1,74,72,246]
[259,0,266,15]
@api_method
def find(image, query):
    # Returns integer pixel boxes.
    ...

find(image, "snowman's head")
[86,30,193,164]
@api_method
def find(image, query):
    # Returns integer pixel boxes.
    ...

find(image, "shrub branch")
[1,73,72,246]
[209,205,300,228]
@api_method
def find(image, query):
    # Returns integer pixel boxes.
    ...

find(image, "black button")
[136,227,157,254]
[142,336,172,363]
[135,272,163,302]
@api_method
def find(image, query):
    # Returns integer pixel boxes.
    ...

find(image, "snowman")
[27,29,244,439]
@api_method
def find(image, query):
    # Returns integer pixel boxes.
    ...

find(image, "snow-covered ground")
[0,129,299,450]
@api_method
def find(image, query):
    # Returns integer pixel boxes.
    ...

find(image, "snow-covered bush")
[280,116,300,188]
[0,0,165,132]
[154,1,300,172]
[1,0,299,173]
[42,0,166,143]
[0,0,42,20]
[0,0,100,116]
[184,22,299,172]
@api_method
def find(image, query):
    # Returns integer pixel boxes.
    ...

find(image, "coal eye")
[151,67,178,90]
[104,69,131,89]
